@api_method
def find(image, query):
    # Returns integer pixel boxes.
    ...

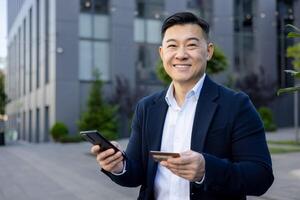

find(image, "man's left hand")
[160,150,205,182]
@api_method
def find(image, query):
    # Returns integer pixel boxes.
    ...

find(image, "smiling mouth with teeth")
[172,64,192,68]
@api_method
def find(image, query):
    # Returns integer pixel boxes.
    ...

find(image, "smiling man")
[91,12,274,200]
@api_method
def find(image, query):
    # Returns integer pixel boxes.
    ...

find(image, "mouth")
[172,64,192,69]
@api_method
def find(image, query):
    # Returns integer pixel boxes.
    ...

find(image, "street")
[0,139,300,200]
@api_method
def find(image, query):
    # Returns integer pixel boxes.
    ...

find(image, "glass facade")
[134,0,164,84]
[79,0,110,81]
[277,0,294,87]
[234,0,255,75]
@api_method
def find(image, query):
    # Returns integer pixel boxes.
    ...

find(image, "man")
[91,12,274,200]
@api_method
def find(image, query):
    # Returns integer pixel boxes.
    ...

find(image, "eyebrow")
[165,37,200,43]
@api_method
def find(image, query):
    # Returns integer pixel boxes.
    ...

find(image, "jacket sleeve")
[201,93,274,196]
[102,101,146,187]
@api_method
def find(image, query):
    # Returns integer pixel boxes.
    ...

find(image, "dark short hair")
[161,12,210,40]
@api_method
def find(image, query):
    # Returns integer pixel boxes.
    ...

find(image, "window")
[79,14,92,38]
[23,111,26,140]
[233,0,255,74]
[29,8,32,92]
[36,0,40,88]
[29,110,32,142]
[79,0,110,81]
[36,108,40,142]
[94,41,109,80]
[23,19,26,94]
[94,0,109,14]
[45,0,49,83]
[94,15,109,39]
[79,40,92,80]
[277,0,294,87]
[134,0,164,83]
[79,40,110,81]
[44,106,49,142]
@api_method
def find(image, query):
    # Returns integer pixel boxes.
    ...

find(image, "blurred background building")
[5,0,300,142]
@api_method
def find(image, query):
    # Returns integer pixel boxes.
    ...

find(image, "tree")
[110,76,148,137]
[0,70,7,115]
[77,70,118,140]
[156,45,228,85]
[277,25,300,95]
[277,24,300,142]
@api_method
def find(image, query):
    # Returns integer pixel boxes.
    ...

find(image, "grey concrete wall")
[55,0,80,135]
[255,0,277,82]
[110,0,136,88]
[165,0,186,14]
[210,0,234,84]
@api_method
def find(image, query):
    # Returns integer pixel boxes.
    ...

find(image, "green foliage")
[59,134,84,143]
[258,107,277,132]
[51,122,69,142]
[156,45,228,85]
[278,24,300,95]
[206,46,228,74]
[287,43,300,71]
[77,70,118,140]
[156,60,172,86]
[0,70,8,115]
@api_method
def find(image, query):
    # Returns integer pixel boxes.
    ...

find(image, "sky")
[0,0,7,69]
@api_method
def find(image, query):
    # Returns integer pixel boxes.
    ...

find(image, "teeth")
[173,65,190,68]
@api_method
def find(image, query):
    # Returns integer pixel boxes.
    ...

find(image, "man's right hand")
[91,143,124,174]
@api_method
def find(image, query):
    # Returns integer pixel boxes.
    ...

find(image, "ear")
[159,46,163,60]
[206,43,214,61]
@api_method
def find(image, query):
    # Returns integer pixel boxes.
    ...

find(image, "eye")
[167,44,177,48]
[187,43,197,47]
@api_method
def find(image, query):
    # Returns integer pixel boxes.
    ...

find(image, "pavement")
[0,128,300,200]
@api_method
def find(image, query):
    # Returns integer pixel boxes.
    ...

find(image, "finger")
[166,163,192,172]
[98,148,116,161]
[167,156,191,165]
[91,145,100,155]
[100,151,123,166]
[106,155,123,169]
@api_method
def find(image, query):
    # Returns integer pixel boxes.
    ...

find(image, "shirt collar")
[165,73,206,107]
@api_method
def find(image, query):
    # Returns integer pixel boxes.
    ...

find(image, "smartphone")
[149,151,180,162]
[80,130,126,158]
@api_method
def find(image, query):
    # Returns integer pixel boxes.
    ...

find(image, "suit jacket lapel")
[147,91,169,151]
[147,90,168,188]
[191,76,219,153]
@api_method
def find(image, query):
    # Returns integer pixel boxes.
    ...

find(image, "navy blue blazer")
[104,76,274,200]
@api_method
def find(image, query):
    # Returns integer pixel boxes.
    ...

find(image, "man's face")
[159,24,214,88]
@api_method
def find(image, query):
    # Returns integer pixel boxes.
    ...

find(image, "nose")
[175,47,188,60]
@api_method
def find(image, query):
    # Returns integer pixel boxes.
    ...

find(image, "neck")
[173,79,199,107]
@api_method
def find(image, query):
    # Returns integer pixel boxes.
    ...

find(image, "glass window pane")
[94,0,109,14]
[146,19,161,44]
[94,15,109,39]
[79,13,92,38]
[134,18,145,42]
[136,44,160,82]
[79,40,92,80]
[94,41,110,81]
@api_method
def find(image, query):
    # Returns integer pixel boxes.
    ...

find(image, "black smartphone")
[80,130,126,158]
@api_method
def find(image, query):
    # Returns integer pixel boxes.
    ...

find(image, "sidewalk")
[0,128,299,200]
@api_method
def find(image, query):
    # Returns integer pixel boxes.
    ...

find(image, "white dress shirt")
[154,74,206,200]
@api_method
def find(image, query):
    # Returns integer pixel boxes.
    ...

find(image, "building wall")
[55,0,80,135]
[6,0,56,142]
[6,0,300,143]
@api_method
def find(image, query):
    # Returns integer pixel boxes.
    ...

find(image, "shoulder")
[206,77,250,103]
[137,89,167,108]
